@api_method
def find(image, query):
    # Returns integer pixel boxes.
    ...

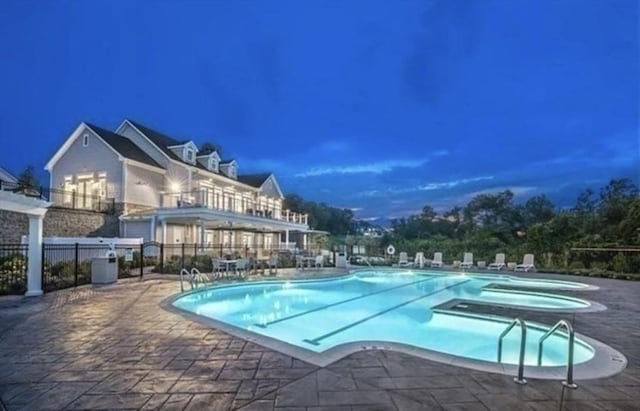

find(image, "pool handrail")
[179,267,211,292]
[537,319,578,389]
[497,317,527,385]
[179,268,190,292]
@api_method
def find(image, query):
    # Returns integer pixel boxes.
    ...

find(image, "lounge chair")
[414,252,426,268]
[295,255,305,269]
[460,252,473,269]
[398,252,411,267]
[431,252,443,268]
[314,255,324,269]
[488,253,506,270]
[515,254,536,272]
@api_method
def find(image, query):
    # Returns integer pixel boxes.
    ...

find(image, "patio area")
[0,271,639,411]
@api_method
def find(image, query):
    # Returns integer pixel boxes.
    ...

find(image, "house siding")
[260,177,282,199]
[125,163,164,209]
[50,125,123,201]
[123,220,151,242]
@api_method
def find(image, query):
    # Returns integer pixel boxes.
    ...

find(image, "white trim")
[262,174,284,199]
[196,151,221,161]
[116,119,171,160]
[122,161,128,205]
[167,140,198,151]
[45,123,124,171]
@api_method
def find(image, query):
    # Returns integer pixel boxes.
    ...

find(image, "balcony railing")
[161,191,308,225]
[0,180,115,214]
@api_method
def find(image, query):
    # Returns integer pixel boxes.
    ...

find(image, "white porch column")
[161,219,167,243]
[199,221,205,246]
[285,229,289,248]
[150,216,156,242]
[192,224,198,243]
[303,233,308,251]
[25,214,44,297]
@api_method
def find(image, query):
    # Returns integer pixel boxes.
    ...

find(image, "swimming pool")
[172,270,611,372]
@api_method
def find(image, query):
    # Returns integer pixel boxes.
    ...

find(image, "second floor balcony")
[160,190,308,225]
[0,180,115,214]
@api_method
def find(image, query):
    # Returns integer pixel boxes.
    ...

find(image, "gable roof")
[237,173,272,188]
[197,147,219,156]
[0,166,18,183]
[127,120,188,162]
[86,124,162,169]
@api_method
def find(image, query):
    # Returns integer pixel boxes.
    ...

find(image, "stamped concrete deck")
[0,271,639,411]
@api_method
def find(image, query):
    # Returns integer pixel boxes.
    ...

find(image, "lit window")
[83,134,89,147]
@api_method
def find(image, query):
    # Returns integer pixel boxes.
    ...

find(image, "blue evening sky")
[0,0,638,221]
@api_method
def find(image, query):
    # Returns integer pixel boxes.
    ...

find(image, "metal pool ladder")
[537,319,578,389]
[179,268,211,292]
[497,318,528,384]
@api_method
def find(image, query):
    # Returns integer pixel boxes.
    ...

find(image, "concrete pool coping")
[162,272,627,381]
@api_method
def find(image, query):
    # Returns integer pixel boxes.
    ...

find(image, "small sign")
[125,248,134,262]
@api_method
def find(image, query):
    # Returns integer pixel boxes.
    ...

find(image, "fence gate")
[142,241,163,276]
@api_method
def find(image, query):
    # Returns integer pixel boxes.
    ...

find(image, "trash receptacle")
[336,252,347,268]
[92,250,118,284]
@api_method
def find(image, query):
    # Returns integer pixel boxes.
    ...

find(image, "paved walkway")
[0,272,638,410]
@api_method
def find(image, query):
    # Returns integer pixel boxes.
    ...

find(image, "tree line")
[283,194,357,235]
[383,178,639,275]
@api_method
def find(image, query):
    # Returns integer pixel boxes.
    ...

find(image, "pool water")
[173,270,595,366]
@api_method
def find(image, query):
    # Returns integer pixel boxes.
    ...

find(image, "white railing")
[161,191,308,225]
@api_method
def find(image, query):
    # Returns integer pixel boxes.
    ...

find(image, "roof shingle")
[237,173,272,188]
[86,124,163,169]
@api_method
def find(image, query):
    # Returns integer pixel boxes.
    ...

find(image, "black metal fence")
[0,180,115,214]
[42,243,145,292]
[0,241,324,295]
[0,244,28,295]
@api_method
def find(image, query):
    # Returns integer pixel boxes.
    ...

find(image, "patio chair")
[295,255,305,269]
[211,257,224,278]
[414,252,426,268]
[460,252,473,269]
[488,253,506,270]
[314,255,324,269]
[515,254,536,272]
[235,258,248,278]
[268,254,279,275]
[430,252,443,268]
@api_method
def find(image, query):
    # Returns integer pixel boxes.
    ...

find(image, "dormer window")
[219,160,238,179]
[208,157,219,172]
[185,148,195,163]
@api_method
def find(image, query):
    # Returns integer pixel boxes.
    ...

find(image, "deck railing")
[0,180,115,214]
[161,191,308,225]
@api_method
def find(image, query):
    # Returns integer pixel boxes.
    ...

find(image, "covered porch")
[121,207,311,255]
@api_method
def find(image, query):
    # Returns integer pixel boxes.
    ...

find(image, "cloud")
[295,159,428,178]
[356,175,494,197]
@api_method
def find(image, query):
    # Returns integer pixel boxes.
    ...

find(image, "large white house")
[44,119,309,251]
